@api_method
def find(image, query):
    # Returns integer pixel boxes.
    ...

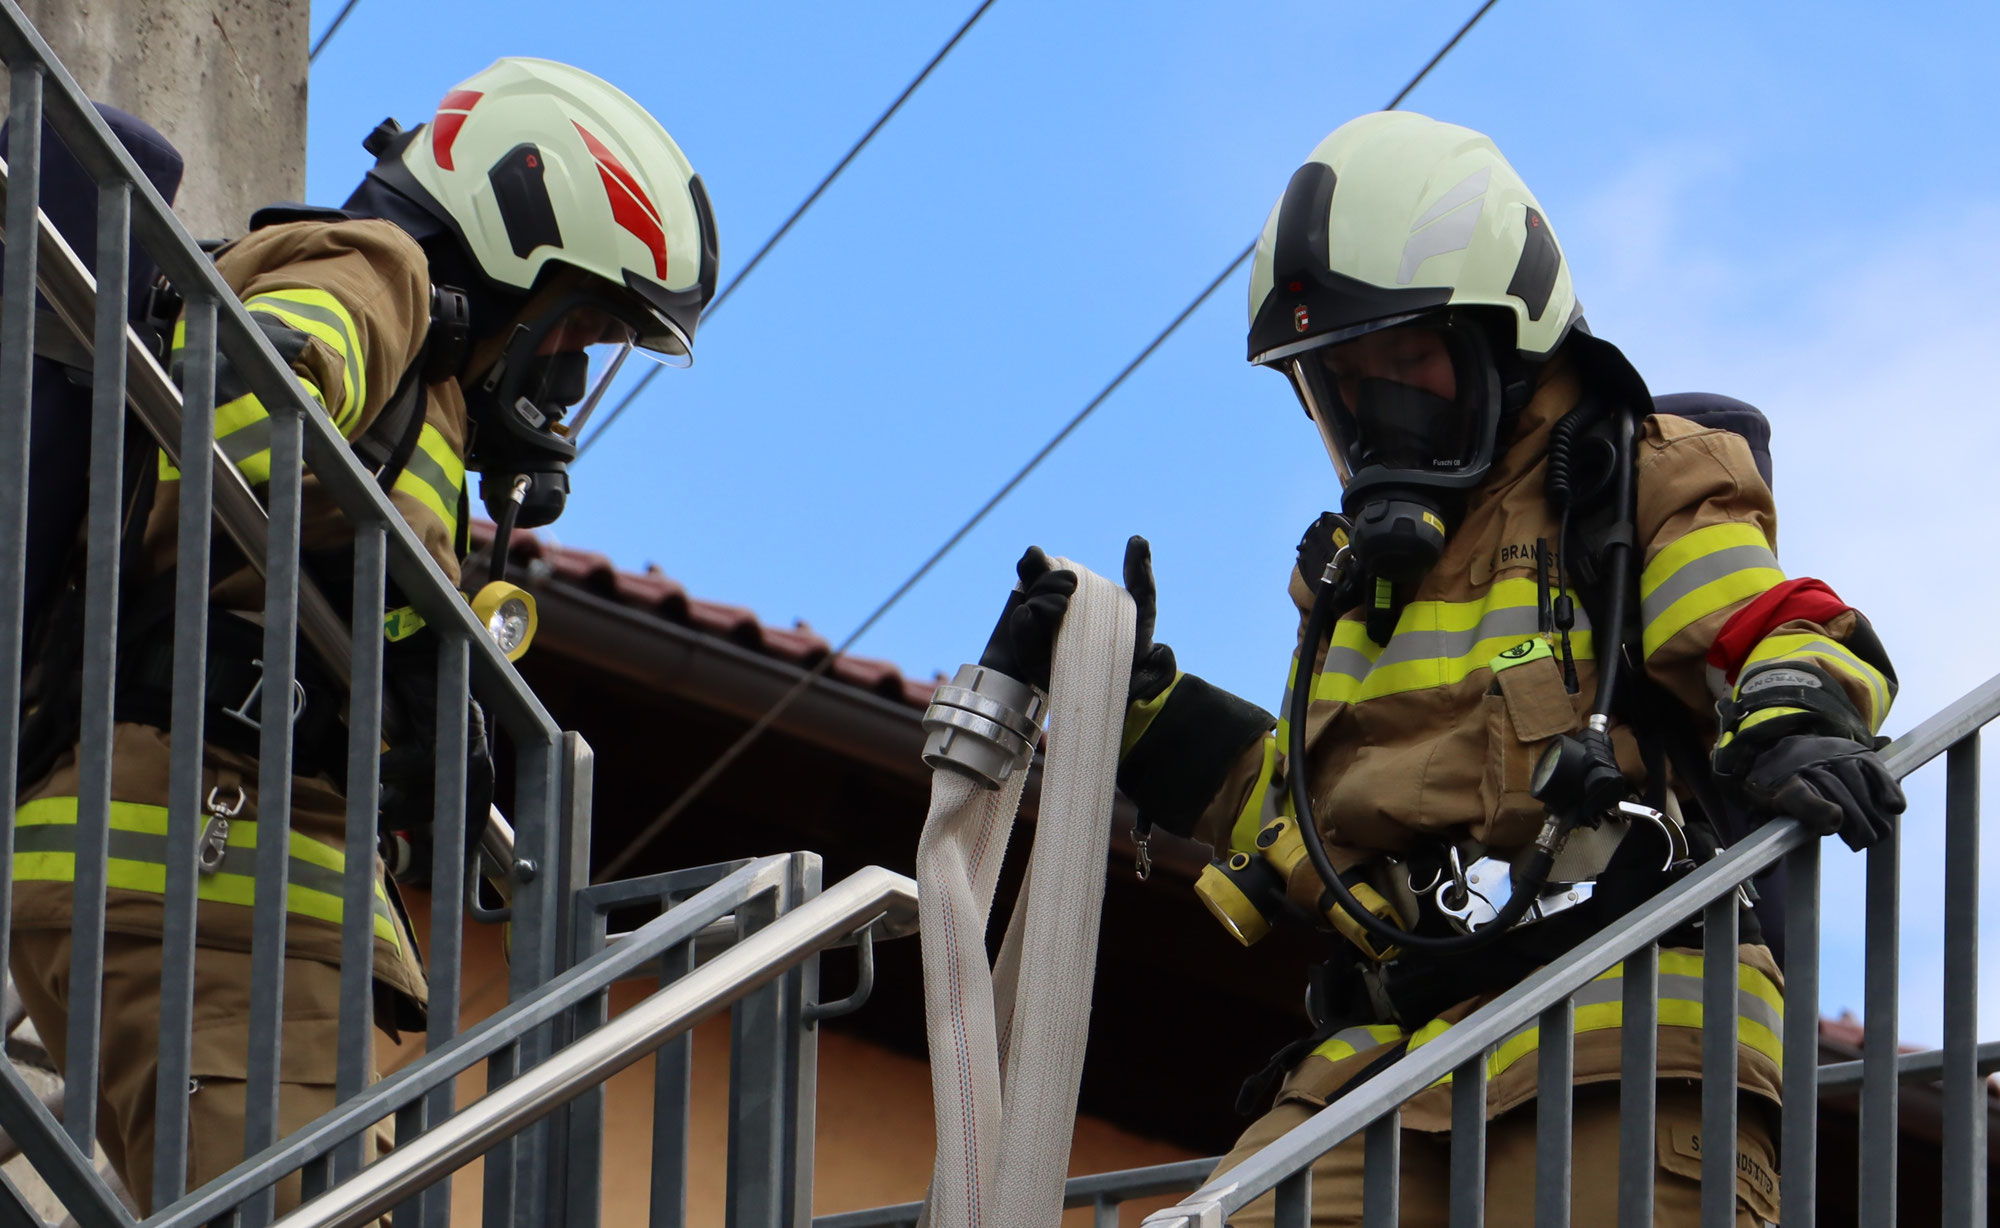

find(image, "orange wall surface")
[385,894,1201,1225]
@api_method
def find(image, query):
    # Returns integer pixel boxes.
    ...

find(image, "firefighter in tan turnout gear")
[11,58,717,1213]
[980,112,1903,1225]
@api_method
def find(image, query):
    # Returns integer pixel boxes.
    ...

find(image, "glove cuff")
[1714,659,1870,776]
[1118,673,1275,839]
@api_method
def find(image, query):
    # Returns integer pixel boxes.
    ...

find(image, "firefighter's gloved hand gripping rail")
[914,558,1136,1228]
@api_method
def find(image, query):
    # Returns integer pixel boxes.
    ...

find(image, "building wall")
[388,893,1201,1225]
[6,0,309,238]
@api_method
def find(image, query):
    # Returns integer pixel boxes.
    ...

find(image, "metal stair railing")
[116,856,916,1228]
[0,3,591,1223]
[822,672,2000,1227]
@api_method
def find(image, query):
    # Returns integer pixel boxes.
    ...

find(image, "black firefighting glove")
[1737,734,1904,852]
[978,538,1175,700]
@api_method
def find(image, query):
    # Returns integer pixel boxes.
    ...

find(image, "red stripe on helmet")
[572,121,668,280]
[430,89,483,171]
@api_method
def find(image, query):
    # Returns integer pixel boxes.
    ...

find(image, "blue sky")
[305,1,2000,1041]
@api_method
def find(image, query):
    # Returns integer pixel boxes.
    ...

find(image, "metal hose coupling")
[921,663,1048,789]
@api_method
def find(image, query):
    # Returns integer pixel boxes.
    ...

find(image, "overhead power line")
[309,0,365,63]
[576,0,1001,459]
[595,0,1506,883]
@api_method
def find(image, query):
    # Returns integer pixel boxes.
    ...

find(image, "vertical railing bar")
[1616,941,1657,1228]
[725,879,790,1228]
[496,736,561,1225]
[239,389,304,1228]
[1860,817,1900,1222]
[1447,1053,1485,1228]
[1361,1111,1398,1228]
[1942,735,1984,1227]
[0,58,44,1009]
[1778,837,1820,1228]
[564,912,612,1228]
[647,936,694,1228]
[390,1100,426,1228]
[152,291,217,1211]
[300,1154,331,1203]
[333,521,386,1183]
[1273,1168,1311,1228]
[1534,998,1573,1228]
[61,174,132,1154]
[543,733,596,1225]
[1091,1194,1120,1228]
[1699,895,1738,1228]
[783,853,824,1224]
[478,1038,521,1228]
[419,633,470,1228]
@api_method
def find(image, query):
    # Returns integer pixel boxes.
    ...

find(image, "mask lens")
[1344,378,1475,472]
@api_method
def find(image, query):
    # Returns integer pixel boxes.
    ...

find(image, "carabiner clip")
[198,785,245,876]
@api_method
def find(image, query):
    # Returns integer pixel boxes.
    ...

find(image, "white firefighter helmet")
[392,57,717,363]
[1247,111,1578,370]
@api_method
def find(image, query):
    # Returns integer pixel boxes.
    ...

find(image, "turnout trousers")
[1214,1080,1779,1227]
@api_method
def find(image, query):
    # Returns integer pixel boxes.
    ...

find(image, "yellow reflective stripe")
[244,289,365,432]
[1274,652,1310,747]
[390,423,464,540]
[14,849,394,944]
[1406,953,1784,1084]
[1640,523,1784,659]
[1721,706,1807,753]
[13,797,398,946]
[158,450,181,482]
[1301,579,1593,705]
[1230,736,1278,857]
[1310,1022,1405,1064]
[1742,633,1892,731]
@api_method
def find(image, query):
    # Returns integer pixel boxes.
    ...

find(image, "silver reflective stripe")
[1659,971,1783,1039]
[1321,644,1376,685]
[247,295,362,415]
[1640,541,1780,630]
[218,415,274,468]
[1449,968,1782,1062]
[1368,605,1554,671]
[398,439,461,512]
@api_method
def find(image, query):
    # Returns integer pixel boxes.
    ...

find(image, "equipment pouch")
[1492,639,1577,741]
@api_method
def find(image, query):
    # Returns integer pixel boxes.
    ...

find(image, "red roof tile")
[471,521,943,709]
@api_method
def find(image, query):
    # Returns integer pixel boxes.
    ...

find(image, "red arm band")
[1705,577,1851,684]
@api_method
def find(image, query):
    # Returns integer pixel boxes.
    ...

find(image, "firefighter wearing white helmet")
[975,112,1902,1225]
[8,59,717,1218]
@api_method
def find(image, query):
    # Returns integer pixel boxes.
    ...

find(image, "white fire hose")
[915,558,1135,1228]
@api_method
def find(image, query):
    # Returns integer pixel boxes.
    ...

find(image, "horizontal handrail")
[1819,1040,2000,1091]
[813,1157,1224,1227]
[269,865,920,1228]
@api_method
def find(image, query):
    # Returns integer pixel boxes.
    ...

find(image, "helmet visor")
[507,294,680,433]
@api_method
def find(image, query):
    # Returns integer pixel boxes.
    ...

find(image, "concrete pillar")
[8,0,310,238]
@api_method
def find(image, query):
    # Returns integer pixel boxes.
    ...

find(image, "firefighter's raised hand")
[1123,535,1177,703]
[979,547,1078,692]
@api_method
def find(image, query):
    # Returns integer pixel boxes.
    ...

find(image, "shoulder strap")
[353,284,468,495]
